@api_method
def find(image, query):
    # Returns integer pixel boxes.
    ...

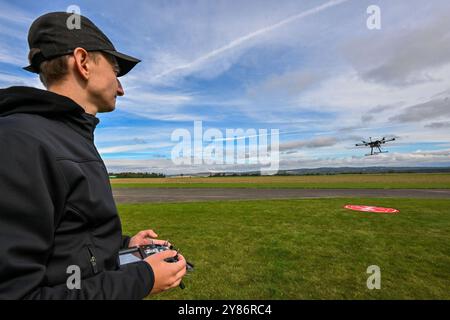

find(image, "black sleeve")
[121,235,132,249]
[0,130,153,299]
[23,262,154,300]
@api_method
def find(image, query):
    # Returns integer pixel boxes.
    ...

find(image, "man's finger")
[141,229,158,238]
[151,239,172,247]
[140,238,170,246]
[170,268,186,289]
[173,254,187,270]
[171,278,184,289]
[174,264,187,280]
[163,252,187,272]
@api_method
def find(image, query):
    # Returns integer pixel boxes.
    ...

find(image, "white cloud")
[280,136,339,151]
[343,13,450,86]
[98,142,174,154]
[0,2,33,26]
[0,72,42,88]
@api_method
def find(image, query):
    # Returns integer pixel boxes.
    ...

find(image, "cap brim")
[23,65,39,73]
[102,50,140,77]
[23,50,141,76]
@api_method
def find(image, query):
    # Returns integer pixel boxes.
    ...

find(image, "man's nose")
[116,79,124,96]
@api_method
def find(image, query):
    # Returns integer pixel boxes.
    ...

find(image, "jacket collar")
[0,86,100,141]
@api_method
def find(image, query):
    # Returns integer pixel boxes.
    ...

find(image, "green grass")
[111,173,450,189]
[118,198,450,299]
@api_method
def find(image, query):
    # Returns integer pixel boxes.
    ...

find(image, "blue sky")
[1,0,450,174]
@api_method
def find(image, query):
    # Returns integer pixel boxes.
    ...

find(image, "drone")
[355,137,396,156]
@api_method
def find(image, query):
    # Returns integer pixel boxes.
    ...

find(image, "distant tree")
[108,172,165,178]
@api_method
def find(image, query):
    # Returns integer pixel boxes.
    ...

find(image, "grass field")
[111,173,450,189]
[118,198,450,299]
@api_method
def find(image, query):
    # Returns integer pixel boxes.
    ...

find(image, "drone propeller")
[355,140,368,146]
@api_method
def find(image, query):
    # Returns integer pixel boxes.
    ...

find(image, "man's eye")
[113,65,120,76]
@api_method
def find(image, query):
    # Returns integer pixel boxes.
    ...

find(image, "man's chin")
[98,104,116,113]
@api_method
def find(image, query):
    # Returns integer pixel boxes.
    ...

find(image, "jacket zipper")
[86,245,99,274]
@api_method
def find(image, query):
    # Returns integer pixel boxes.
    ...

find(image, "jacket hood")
[0,86,100,140]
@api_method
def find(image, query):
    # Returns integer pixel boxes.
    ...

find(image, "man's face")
[87,52,124,113]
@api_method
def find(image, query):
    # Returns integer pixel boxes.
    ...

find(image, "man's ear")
[72,47,91,80]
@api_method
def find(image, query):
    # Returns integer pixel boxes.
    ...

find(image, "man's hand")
[145,250,187,294]
[128,229,171,248]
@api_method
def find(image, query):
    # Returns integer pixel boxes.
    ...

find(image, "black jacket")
[0,86,154,299]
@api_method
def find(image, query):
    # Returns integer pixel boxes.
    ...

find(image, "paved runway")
[112,188,450,203]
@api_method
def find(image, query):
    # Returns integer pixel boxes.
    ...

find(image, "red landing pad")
[344,205,399,214]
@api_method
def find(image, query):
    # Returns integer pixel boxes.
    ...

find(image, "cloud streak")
[280,136,338,151]
[389,97,450,123]
[151,0,351,81]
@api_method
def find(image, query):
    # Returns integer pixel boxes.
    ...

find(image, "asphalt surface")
[112,188,450,203]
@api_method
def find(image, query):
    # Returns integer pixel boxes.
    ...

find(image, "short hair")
[27,49,115,88]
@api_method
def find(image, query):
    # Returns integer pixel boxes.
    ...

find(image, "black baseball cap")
[24,12,140,77]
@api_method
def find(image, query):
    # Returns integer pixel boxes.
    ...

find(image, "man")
[0,12,186,299]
